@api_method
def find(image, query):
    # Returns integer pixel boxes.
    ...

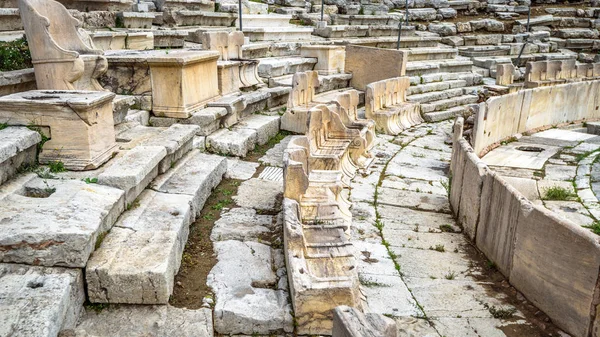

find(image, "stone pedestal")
[0,90,118,170]
[301,45,345,75]
[217,61,242,96]
[147,50,220,119]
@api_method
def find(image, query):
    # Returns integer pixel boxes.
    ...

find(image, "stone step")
[0,175,125,268]
[157,0,215,11]
[86,189,194,304]
[149,107,229,136]
[139,124,199,174]
[448,0,480,10]
[407,87,465,104]
[329,35,440,48]
[166,11,237,27]
[554,28,600,39]
[406,58,473,76]
[458,45,511,57]
[152,30,188,48]
[237,14,293,28]
[243,27,314,42]
[118,12,156,29]
[206,114,280,157]
[0,8,22,32]
[313,24,415,38]
[423,104,472,122]
[268,73,352,94]
[406,79,467,95]
[0,264,85,337]
[98,145,167,206]
[112,95,138,125]
[409,72,483,86]
[258,56,317,78]
[0,127,40,185]
[420,94,479,113]
[331,14,399,26]
[405,47,458,61]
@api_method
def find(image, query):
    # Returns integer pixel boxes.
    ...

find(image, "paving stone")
[0,178,124,268]
[207,128,257,157]
[211,207,274,242]
[537,180,575,198]
[377,187,451,213]
[543,201,594,225]
[225,158,259,180]
[207,240,293,335]
[544,164,577,181]
[432,317,528,337]
[234,114,280,146]
[98,145,166,206]
[73,305,213,337]
[532,128,597,142]
[86,190,193,304]
[233,177,282,212]
[383,228,465,253]
[481,143,560,170]
[391,246,477,280]
[377,205,457,233]
[393,317,439,337]
[501,176,540,200]
[380,176,448,196]
[360,273,421,317]
[0,264,84,337]
[151,150,227,216]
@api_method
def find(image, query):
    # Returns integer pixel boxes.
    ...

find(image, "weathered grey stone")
[98,146,166,206]
[0,127,40,185]
[141,124,199,173]
[207,128,258,157]
[86,190,194,304]
[211,207,274,241]
[233,177,282,211]
[332,306,397,337]
[428,23,457,36]
[151,150,227,216]
[470,19,505,32]
[74,305,213,337]
[149,107,229,136]
[0,178,124,267]
[0,264,84,337]
[259,135,293,167]
[225,158,259,180]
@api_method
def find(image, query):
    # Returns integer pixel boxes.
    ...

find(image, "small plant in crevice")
[444,271,456,280]
[48,160,65,173]
[83,177,98,184]
[542,186,576,201]
[439,224,456,233]
[584,221,600,235]
[0,37,32,71]
[0,122,7,131]
[484,303,517,319]
[429,244,445,253]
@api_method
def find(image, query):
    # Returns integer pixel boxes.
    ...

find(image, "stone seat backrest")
[283,136,311,202]
[525,61,547,82]
[288,70,319,109]
[365,76,410,117]
[19,0,102,61]
[201,31,246,61]
[561,59,577,79]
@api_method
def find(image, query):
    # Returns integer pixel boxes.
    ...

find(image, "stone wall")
[450,116,600,337]
[472,80,600,157]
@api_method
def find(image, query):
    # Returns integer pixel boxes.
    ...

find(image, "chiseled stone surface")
[0,264,84,337]
[233,177,283,212]
[0,178,124,268]
[0,127,40,185]
[73,305,213,337]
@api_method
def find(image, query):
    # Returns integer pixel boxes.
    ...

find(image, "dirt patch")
[169,178,242,309]
[461,241,564,337]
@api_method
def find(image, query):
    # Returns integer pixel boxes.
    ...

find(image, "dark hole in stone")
[20,186,56,198]
[24,95,60,100]
[27,280,44,289]
[516,146,544,152]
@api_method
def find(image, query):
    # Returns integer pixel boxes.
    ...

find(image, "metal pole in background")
[526,5,531,33]
[397,21,402,49]
[515,41,529,67]
[405,0,409,24]
[321,0,324,22]
[238,0,243,31]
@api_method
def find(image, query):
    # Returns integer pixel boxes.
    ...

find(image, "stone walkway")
[349,121,561,336]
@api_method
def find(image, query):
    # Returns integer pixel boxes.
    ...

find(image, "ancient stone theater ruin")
[2,0,600,335]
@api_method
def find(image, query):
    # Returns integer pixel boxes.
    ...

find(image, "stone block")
[98,146,166,206]
[149,107,228,136]
[0,90,119,170]
[141,124,199,173]
[496,63,515,85]
[150,150,227,216]
[300,45,346,75]
[147,50,221,119]
[332,306,397,337]
[206,128,257,157]
[0,264,85,337]
[345,45,407,91]
[0,127,40,185]
[0,177,124,267]
[86,190,194,304]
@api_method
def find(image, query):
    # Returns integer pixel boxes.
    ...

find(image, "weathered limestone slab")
[0,8,23,31]
[0,90,118,170]
[211,207,272,241]
[98,146,166,206]
[206,127,257,157]
[511,203,600,337]
[147,50,220,118]
[0,127,40,185]
[165,10,237,27]
[19,0,108,91]
[0,264,85,337]
[300,45,346,75]
[141,124,199,173]
[149,106,228,136]
[234,177,282,212]
[345,45,407,90]
[496,63,514,86]
[74,305,213,337]
[365,77,423,135]
[86,190,193,304]
[0,68,36,97]
[150,150,227,216]
[0,177,124,267]
[332,306,397,337]
[118,11,155,29]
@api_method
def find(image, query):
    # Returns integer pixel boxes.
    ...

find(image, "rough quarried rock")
[0,90,119,170]
[18,0,108,91]
[365,77,423,135]
[0,176,124,267]
[147,50,221,119]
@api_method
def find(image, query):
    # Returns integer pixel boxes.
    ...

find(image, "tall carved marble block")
[18,0,108,91]
[496,63,514,86]
[334,90,376,168]
[365,77,422,135]
[281,70,320,134]
[0,90,118,170]
[300,45,346,75]
[147,50,220,119]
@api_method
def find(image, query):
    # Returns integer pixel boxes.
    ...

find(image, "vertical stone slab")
[496,63,514,86]
[458,151,487,241]
[510,204,600,337]
[345,45,407,90]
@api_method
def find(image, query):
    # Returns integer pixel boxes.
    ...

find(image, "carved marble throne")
[18,0,108,91]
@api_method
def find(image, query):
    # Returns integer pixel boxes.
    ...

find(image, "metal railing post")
[397,21,402,50]
[238,0,243,31]
[321,0,324,22]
